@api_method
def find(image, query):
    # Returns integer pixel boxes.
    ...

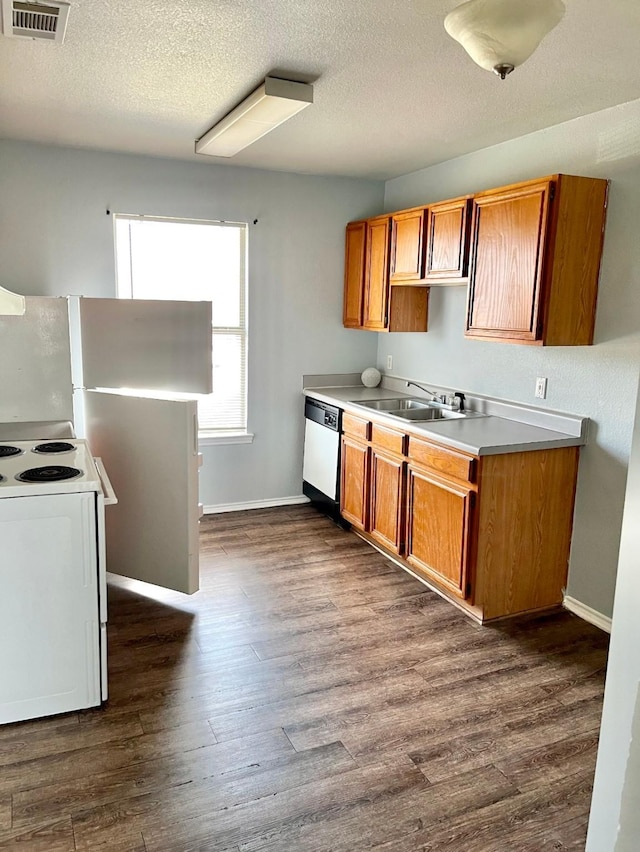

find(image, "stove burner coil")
[16,466,82,483]
[0,445,22,458]
[32,442,76,455]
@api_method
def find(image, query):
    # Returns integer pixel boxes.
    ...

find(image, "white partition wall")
[79,297,212,394]
[84,389,200,594]
[0,297,73,423]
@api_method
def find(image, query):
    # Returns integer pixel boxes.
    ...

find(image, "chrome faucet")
[406,380,445,402]
[406,381,465,411]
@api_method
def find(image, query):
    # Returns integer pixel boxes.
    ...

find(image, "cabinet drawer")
[408,437,476,482]
[371,423,406,456]
[343,412,371,441]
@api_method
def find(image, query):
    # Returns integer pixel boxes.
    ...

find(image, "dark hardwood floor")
[0,505,609,851]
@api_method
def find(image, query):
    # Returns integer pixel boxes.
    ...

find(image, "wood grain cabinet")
[368,425,407,555]
[405,466,474,598]
[390,208,427,283]
[342,215,391,331]
[363,215,392,330]
[344,174,607,343]
[343,221,367,329]
[405,436,476,599]
[466,174,609,346]
[424,197,472,283]
[389,199,471,286]
[339,410,581,623]
[340,413,371,531]
[343,216,428,333]
[340,434,370,531]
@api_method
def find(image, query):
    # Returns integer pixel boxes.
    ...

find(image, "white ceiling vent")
[1,0,70,43]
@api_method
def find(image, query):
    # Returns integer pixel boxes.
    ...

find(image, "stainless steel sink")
[352,396,485,422]
[356,398,430,411]
[390,407,465,421]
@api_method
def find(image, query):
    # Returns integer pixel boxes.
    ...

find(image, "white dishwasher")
[302,397,344,523]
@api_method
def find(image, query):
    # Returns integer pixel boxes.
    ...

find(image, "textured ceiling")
[1,0,640,179]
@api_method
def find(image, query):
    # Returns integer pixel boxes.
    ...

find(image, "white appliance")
[0,439,117,725]
[302,397,343,522]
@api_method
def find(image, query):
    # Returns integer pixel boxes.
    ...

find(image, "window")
[114,215,248,436]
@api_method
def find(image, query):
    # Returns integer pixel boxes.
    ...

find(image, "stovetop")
[0,439,102,498]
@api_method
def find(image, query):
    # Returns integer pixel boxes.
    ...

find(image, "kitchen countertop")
[303,385,588,456]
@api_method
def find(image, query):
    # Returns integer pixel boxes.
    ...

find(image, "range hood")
[0,286,26,315]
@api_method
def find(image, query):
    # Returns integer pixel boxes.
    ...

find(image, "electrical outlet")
[386,354,393,371]
[535,377,548,399]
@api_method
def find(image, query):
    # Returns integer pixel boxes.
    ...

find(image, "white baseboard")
[203,495,310,515]
[563,595,612,633]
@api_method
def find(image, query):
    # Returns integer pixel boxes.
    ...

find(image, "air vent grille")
[1,0,70,42]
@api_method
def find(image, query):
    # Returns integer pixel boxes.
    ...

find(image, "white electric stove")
[0,438,116,725]
[0,439,103,496]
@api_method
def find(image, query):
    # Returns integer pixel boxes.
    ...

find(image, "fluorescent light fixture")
[0,285,26,316]
[195,76,314,158]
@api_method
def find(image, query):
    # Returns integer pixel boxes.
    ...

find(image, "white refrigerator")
[0,294,212,596]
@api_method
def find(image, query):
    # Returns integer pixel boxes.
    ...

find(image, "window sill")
[198,431,254,447]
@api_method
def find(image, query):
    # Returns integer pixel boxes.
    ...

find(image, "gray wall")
[380,98,640,619]
[586,371,640,850]
[0,140,381,508]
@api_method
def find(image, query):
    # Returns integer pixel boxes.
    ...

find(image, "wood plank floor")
[0,505,609,851]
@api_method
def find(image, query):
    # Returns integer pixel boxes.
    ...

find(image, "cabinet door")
[340,435,370,530]
[343,221,367,328]
[85,390,200,594]
[363,217,391,331]
[0,493,100,724]
[425,198,471,282]
[466,181,552,342]
[390,209,426,283]
[405,466,474,598]
[369,448,406,554]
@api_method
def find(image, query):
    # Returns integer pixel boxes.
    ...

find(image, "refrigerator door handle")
[94,457,118,505]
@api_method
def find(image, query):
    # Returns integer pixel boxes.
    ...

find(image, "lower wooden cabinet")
[339,410,580,623]
[369,447,405,554]
[405,466,474,598]
[340,434,370,531]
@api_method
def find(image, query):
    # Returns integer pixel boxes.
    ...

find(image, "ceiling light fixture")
[195,76,314,158]
[444,0,565,80]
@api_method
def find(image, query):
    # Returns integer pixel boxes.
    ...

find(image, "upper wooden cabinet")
[343,221,367,329]
[389,199,471,285]
[425,197,472,283]
[343,215,429,333]
[344,173,607,343]
[390,208,427,283]
[363,215,392,331]
[466,175,609,346]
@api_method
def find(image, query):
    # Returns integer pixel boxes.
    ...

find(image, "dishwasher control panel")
[304,398,341,432]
